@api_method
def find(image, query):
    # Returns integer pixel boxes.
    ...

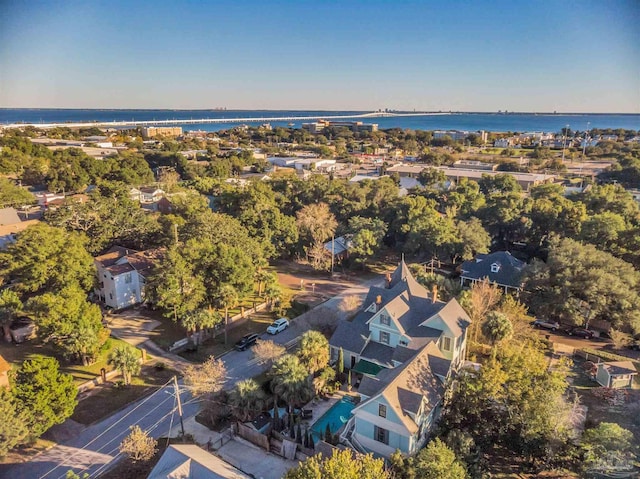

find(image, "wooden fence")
[235,422,271,451]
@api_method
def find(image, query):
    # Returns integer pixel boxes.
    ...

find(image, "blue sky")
[1,0,638,112]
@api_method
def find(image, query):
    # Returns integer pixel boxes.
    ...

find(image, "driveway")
[0,271,385,478]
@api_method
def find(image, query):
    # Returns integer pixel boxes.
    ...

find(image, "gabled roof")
[421,300,471,337]
[460,251,525,289]
[355,342,449,434]
[125,248,164,276]
[324,236,351,255]
[600,361,637,376]
[147,444,250,479]
[0,208,21,226]
[95,245,138,267]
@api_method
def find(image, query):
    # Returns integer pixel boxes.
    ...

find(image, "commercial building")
[141,126,183,139]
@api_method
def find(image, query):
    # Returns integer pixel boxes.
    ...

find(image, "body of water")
[310,396,357,441]
[1,108,638,133]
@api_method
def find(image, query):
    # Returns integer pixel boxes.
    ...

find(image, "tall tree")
[580,423,637,474]
[523,237,640,334]
[298,330,330,375]
[181,308,222,346]
[11,356,77,440]
[214,284,238,345]
[270,355,313,413]
[296,202,337,246]
[27,285,105,364]
[108,345,141,386]
[183,356,227,397]
[481,311,513,347]
[252,339,286,367]
[146,246,205,323]
[392,438,468,479]
[0,389,30,458]
[228,379,267,422]
[0,224,94,295]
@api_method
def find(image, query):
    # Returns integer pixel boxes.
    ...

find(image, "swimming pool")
[310,396,357,441]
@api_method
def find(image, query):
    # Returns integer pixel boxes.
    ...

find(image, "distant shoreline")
[0,108,638,116]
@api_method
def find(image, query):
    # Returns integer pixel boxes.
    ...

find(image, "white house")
[94,246,163,310]
[329,260,471,457]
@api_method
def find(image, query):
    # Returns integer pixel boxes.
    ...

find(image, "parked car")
[234,333,259,351]
[567,327,595,339]
[532,319,560,331]
[266,317,289,335]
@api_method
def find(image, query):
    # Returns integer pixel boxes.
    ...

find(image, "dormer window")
[490,263,500,273]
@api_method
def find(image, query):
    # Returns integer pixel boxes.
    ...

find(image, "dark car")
[567,327,595,339]
[234,333,259,351]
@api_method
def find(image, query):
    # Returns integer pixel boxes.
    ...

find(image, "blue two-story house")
[329,260,471,457]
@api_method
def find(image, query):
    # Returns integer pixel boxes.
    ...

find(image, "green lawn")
[0,336,132,384]
[71,364,178,425]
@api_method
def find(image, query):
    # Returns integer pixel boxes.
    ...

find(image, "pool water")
[310,396,357,441]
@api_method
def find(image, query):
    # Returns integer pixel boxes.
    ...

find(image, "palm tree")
[228,379,266,422]
[182,308,222,346]
[255,268,271,297]
[0,289,22,343]
[215,284,238,345]
[298,330,329,375]
[264,277,282,310]
[108,345,141,386]
[481,311,513,354]
[270,354,313,413]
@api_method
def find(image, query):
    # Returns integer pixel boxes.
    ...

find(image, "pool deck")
[301,391,359,433]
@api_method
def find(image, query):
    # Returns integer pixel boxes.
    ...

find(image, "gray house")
[459,251,526,292]
[329,260,471,457]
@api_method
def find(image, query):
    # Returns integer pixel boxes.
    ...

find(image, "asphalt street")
[0,277,382,479]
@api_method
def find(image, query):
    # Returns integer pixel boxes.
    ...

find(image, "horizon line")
[1,107,639,116]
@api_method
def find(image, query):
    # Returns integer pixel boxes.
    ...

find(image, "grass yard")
[0,336,132,384]
[71,363,178,425]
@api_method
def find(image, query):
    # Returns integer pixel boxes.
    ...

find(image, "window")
[124,273,133,284]
[109,293,113,300]
[374,426,389,445]
[380,331,390,345]
[380,313,390,326]
[399,339,408,346]
[378,404,387,418]
[490,262,500,273]
[442,336,452,351]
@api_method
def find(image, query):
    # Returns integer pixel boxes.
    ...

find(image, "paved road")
[0,276,383,479]
[0,380,197,479]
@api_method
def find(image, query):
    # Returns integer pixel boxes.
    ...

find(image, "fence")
[168,301,269,352]
[235,422,271,451]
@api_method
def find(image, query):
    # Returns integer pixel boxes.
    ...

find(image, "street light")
[582,121,590,162]
[561,124,570,163]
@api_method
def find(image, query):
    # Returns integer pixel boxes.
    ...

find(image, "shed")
[595,361,638,388]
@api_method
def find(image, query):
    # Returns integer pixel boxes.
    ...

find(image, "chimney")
[432,285,438,304]
[376,295,382,311]
[386,273,392,288]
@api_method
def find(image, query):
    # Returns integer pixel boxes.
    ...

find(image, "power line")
[38,378,175,479]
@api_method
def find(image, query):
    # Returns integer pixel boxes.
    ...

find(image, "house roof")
[356,342,449,434]
[0,207,21,226]
[459,251,526,289]
[600,361,637,376]
[106,262,136,275]
[95,245,139,267]
[147,444,250,479]
[324,236,351,255]
[330,318,370,355]
[125,248,164,276]
[360,341,395,368]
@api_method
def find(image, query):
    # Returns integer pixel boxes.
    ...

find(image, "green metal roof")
[352,359,384,376]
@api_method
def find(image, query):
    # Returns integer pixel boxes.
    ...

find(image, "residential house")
[94,246,163,310]
[595,361,638,388]
[139,187,165,203]
[324,235,352,261]
[0,207,40,250]
[329,260,471,457]
[459,251,526,293]
[147,444,250,479]
[9,317,37,343]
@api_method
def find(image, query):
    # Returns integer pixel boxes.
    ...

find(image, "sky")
[0,0,638,112]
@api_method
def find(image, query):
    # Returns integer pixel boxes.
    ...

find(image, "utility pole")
[173,376,185,437]
[331,235,335,276]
